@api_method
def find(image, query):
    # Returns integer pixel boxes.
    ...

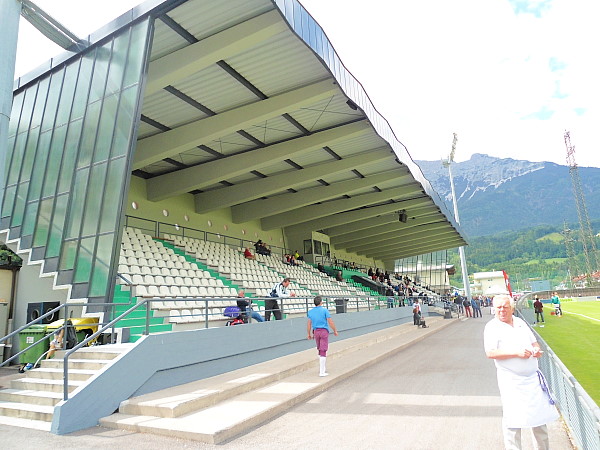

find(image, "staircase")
[0,345,128,430]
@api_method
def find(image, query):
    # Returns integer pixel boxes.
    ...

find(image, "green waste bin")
[18,325,49,364]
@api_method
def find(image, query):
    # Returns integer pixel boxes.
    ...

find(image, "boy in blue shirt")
[307,296,339,377]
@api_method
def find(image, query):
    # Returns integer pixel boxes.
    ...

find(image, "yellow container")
[47,317,99,345]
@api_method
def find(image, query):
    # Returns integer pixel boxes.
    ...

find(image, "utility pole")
[564,131,598,286]
[442,133,472,302]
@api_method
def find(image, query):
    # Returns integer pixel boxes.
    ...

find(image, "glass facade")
[395,250,450,294]
[1,18,153,300]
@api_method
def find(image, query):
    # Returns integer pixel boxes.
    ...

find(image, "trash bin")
[18,325,49,364]
[335,298,348,314]
[47,317,99,345]
[444,303,452,319]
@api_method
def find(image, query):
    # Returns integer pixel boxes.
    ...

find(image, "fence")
[517,294,600,450]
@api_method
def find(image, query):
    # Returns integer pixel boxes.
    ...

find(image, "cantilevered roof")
[14,0,467,262]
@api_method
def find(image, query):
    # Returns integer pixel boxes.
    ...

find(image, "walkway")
[0,315,573,449]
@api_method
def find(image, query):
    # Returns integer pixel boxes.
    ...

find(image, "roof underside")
[99,0,469,261]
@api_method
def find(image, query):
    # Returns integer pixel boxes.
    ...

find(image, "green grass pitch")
[535,300,600,404]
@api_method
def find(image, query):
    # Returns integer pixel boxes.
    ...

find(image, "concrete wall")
[126,177,286,250]
[51,305,425,434]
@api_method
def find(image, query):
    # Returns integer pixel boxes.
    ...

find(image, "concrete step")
[11,377,84,394]
[0,401,55,422]
[0,388,63,407]
[0,414,52,431]
[24,367,96,382]
[41,358,111,371]
[101,318,453,444]
[54,343,133,360]
[117,322,417,419]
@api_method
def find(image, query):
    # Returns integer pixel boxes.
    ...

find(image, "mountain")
[416,153,600,237]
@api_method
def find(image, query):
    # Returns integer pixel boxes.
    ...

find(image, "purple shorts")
[314,328,329,357]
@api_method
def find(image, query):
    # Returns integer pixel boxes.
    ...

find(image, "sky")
[13,0,600,168]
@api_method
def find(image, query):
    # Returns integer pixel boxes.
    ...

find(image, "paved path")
[0,316,573,449]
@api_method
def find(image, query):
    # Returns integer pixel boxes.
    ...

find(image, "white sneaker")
[319,372,329,377]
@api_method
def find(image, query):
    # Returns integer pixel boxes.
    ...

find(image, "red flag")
[503,270,513,296]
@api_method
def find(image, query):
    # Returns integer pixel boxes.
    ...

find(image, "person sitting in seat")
[243,247,255,260]
[236,291,264,322]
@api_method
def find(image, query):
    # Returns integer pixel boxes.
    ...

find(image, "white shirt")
[484,316,538,376]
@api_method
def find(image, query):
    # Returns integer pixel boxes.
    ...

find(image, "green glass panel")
[30,77,50,132]
[99,157,125,233]
[10,181,29,227]
[89,233,113,297]
[55,61,81,128]
[111,86,137,158]
[77,100,101,169]
[46,194,68,258]
[19,125,41,182]
[16,83,38,135]
[59,239,77,271]
[1,185,16,220]
[8,91,25,138]
[41,68,65,132]
[6,132,27,185]
[57,118,83,193]
[106,30,130,96]
[74,236,96,283]
[21,200,39,237]
[65,167,89,239]
[3,135,15,180]
[71,52,95,121]
[81,163,108,236]
[93,94,119,163]
[88,41,112,104]
[123,20,150,88]
[26,130,52,201]
[33,197,53,247]
[42,125,67,197]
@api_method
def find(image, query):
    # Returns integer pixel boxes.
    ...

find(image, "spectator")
[463,297,472,318]
[307,295,338,377]
[550,292,562,316]
[386,286,395,308]
[46,327,64,359]
[243,247,255,260]
[412,298,421,325]
[368,268,374,278]
[484,295,558,449]
[266,277,295,321]
[236,290,264,323]
[254,239,263,254]
[317,262,326,273]
[335,270,343,282]
[533,296,545,326]
[294,250,303,261]
[472,297,482,318]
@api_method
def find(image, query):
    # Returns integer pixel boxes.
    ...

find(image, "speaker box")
[26,301,60,324]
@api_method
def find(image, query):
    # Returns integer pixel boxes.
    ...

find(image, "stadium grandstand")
[0,0,468,437]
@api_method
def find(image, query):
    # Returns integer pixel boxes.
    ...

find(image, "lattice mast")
[561,222,579,286]
[564,131,599,285]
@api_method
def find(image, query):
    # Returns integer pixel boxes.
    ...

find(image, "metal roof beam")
[194,148,393,213]
[324,205,439,237]
[262,183,421,230]
[231,170,405,223]
[346,226,456,253]
[145,9,287,95]
[364,238,464,259]
[137,78,339,170]
[334,218,448,248]
[283,197,431,235]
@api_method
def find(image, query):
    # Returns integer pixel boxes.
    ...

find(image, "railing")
[124,215,292,257]
[517,294,600,450]
[1,287,441,403]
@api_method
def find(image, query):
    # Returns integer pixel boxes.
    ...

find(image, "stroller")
[223,306,245,326]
